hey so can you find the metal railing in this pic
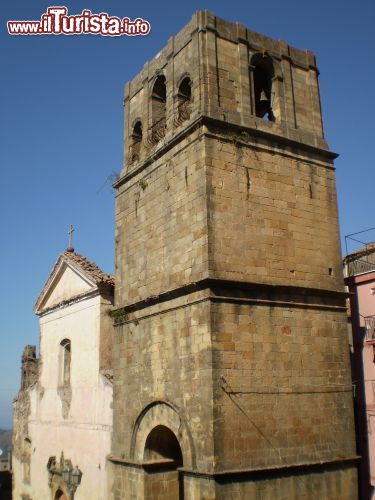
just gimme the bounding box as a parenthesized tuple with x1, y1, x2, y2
(346, 257, 375, 277)
(344, 228, 375, 276)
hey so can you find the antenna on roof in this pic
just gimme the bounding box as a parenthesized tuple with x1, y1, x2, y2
(67, 224, 74, 252)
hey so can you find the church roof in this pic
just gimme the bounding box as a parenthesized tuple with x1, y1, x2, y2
(63, 251, 115, 286)
(34, 250, 114, 314)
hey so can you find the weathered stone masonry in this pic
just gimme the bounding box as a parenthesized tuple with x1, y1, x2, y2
(110, 11, 358, 499)
(13, 346, 39, 482)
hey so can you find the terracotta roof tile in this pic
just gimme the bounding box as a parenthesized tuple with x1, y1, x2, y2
(34, 250, 115, 313)
(64, 251, 115, 286)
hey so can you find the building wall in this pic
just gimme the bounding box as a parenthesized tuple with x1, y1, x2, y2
(213, 467, 357, 500)
(122, 11, 326, 177)
(355, 278, 375, 420)
(346, 272, 375, 498)
(112, 11, 358, 499)
(115, 127, 207, 306)
(211, 300, 355, 470)
(13, 293, 113, 500)
(205, 130, 342, 291)
(111, 291, 213, 470)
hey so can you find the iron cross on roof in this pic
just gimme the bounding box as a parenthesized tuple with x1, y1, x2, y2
(67, 224, 74, 252)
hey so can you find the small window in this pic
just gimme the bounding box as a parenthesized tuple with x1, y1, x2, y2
(251, 53, 275, 122)
(60, 339, 71, 385)
(177, 76, 192, 123)
(151, 74, 167, 142)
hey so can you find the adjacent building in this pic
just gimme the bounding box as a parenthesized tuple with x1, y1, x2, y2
(345, 243, 375, 499)
(12, 249, 114, 500)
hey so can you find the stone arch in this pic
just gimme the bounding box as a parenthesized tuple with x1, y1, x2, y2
(143, 424, 184, 500)
(144, 425, 183, 465)
(250, 52, 276, 121)
(130, 119, 143, 162)
(150, 73, 167, 142)
(272, 58, 283, 80)
(60, 339, 71, 386)
(176, 73, 192, 124)
(131, 401, 195, 469)
(151, 73, 166, 98)
(176, 73, 193, 100)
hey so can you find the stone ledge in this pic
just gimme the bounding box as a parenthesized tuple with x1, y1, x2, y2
(182, 455, 360, 481)
(111, 277, 349, 325)
(114, 114, 336, 190)
(108, 454, 360, 479)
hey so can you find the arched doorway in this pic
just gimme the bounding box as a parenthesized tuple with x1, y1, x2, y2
(143, 425, 183, 500)
(54, 489, 68, 500)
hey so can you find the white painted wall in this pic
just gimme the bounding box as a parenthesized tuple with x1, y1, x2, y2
(13, 265, 113, 500)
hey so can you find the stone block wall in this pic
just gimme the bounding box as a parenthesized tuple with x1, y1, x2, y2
(205, 128, 342, 291)
(111, 10, 358, 499)
(115, 122, 343, 307)
(111, 292, 214, 470)
(115, 127, 207, 306)
(122, 11, 326, 177)
(214, 466, 358, 500)
(211, 300, 356, 470)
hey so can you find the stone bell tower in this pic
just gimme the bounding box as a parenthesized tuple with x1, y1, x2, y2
(109, 11, 358, 499)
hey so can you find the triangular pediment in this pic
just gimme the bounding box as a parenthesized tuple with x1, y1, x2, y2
(35, 256, 98, 314)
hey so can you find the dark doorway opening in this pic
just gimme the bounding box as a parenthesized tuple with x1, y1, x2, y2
(144, 425, 184, 500)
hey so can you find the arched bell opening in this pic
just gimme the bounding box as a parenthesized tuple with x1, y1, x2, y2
(130, 120, 143, 162)
(150, 74, 167, 142)
(251, 52, 276, 122)
(176, 76, 192, 124)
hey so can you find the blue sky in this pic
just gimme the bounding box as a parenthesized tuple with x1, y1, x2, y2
(0, 0, 374, 429)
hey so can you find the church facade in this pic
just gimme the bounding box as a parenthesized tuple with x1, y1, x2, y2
(12, 250, 114, 500)
(109, 10, 358, 500)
